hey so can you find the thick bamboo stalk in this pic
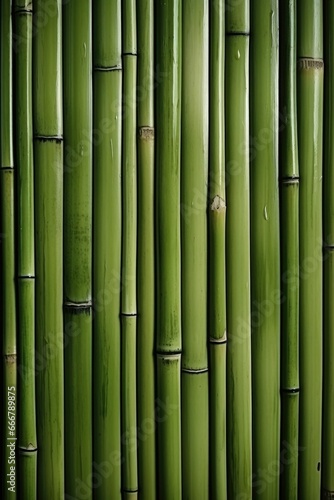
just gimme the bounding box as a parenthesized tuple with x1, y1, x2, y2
(279, 1, 299, 497)
(33, 1, 64, 498)
(225, 2, 252, 498)
(63, 1, 92, 497)
(93, 1, 122, 498)
(0, 1, 17, 498)
(297, 1, 323, 497)
(136, 0, 156, 498)
(250, 1, 280, 497)
(181, 1, 209, 498)
(121, 0, 138, 497)
(155, 0, 182, 497)
(13, 2, 37, 498)
(208, 1, 227, 498)
(322, 1, 334, 496)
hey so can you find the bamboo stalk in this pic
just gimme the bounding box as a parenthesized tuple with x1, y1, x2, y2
(93, 1, 122, 498)
(155, 0, 182, 497)
(250, 1, 280, 497)
(323, 2, 334, 496)
(121, 0, 138, 497)
(279, 1, 299, 497)
(63, 1, 92, 497)
(208, 1, 227, 498)
(225, 2, 252, 498)
(297, 1, 323, 497)
(0, 1, 17, 498)
(136, 0, 156, 498)
(13, 2, 37, 497)
(181, 1, 209, 498)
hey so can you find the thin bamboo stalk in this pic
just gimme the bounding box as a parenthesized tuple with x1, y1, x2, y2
(208, 1, 227, 498)
(33, 1, 64, 498)
(136, 0, 156, 498)
(121, 0, 138, 497)
(63, 1, 92, 497)
(93, 1, 122, 498)
(250, 1, 280, 497)
(181, 1, 209, 498)
(13, 2, 37, 497)
(225, 2, 252, 498)
(0, 1, 17, 498)
(322, 2, 334, 496)
(297, 1, 323, 497)
(279, 1, 299, 497)
(155, 0, 182, 497)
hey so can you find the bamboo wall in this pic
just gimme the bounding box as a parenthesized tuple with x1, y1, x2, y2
(0, 0, 333, 499)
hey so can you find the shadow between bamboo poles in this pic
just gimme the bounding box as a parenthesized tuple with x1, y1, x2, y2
(297, 0, 323, 497)
(63, 0, 93, 497)
(322, 1, 334, 496)
(225, 2, 252, 498)
(208, 1, 227, 498)
(1, 1, 17, 495)
(250, 1, 280, 497)
(155, 0, 182, 497)
(92, 1, 122, 498)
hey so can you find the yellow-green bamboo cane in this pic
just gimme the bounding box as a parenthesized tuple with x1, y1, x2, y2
(93, 1, 122, 497)
(137, 0, 156, 498)
(208, 1, 227, 498)
(226, 2, 252, 498)
(297, 1, 323, 497)
(121, 0, 138, 497)
(63, 1, 92, 497)
(155, 0, 182, 498)
(279, 1, 299, 497)
(250, 1, 280, 497)
(13, 2, 37, 497)
(322, 2, 334, 496)
(33, 0, 64, 498)
(181, 1, 209, 498)
(1, 1, 17, 498)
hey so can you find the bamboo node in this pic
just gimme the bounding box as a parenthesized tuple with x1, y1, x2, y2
(138, 127, 154, 140)
(182, 367, 208, 374)
(323, 489, 334, 499)
(4, 354, 17, 364)
(297, 58, 324, 70)
(210, 195, 226, 212)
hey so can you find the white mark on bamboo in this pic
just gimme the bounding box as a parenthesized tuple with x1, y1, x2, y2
(210, 195, 226, 212)
(110, 139, 114, 159)
(83, 43, 87, 58)
(235, 50, 241, 60)
(263, 205, 268, 221)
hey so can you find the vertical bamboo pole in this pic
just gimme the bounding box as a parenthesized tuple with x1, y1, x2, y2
(279, 1, 299, 497)
(297, 1, 323, 497)
(93, 1, 122, 498)
(323, 2, 334, 495)
(33, 0, 64, 498)
(13, 1, 37, 497)
(63, 1, 92, 497)
(137, 0, 156, 498)
(181, 1, 209, 498)
(208, 0, 227, 498)
(1, 1, 17, 498)
(250, 1, 280, 497)
(225, 2, 252, 498)
(121, 0, 138, 497)
(155, 0, 182, 498)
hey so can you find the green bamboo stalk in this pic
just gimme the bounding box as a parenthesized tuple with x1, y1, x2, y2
(225, 2, 252, 498)
(63, 1, 92, 497)
(136, 0, 156, 498)
(13, 2, 37, 498)
(0, 1, 17, 498)
(33, 1, 64, 498)
(181, 1, 209, 498)
(279, 1, 299, 498)
(297, 1, 323, 498)
(208, 1, 227, 498)
(93, 1, 122, 498)
(250, 1, 280, 497)
(122, 0, 138, 497)
(322, 2, 334, 496)
(155, 0, 182, 498)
